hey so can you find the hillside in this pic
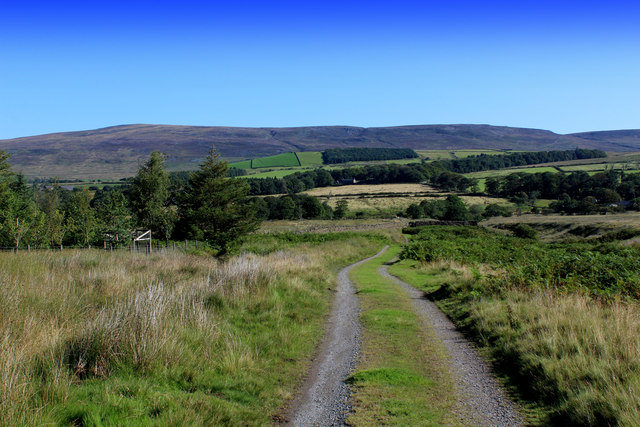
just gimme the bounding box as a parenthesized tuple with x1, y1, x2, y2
(1, 124, 639, 179)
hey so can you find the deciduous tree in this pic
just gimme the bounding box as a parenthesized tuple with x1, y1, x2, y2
(129, 151, 175, 242)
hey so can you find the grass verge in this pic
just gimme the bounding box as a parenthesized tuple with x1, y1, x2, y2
(390, 233, 640, 425)
(347, 245, 457, 425)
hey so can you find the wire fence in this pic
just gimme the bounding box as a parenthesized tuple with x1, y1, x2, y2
(0, 240, 206, 254)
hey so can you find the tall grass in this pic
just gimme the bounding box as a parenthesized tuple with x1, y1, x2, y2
(392, 229, 640, 425)
(0, 234, 381, 425)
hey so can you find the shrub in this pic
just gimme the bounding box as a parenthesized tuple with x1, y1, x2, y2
(510, 223, 538, 239)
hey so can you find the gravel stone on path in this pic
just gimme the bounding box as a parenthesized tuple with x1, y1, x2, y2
(379, 266, 524, 427)
(285, 247, 389, 426)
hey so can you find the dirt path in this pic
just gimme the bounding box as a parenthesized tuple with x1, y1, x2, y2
(379, 266, 523, 426)
(285, 247, 389, 426)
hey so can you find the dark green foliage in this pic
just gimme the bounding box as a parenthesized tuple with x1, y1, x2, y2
(178, 148, 260, 254)
(129, 151, 176, 241)
(322, 148, 419, 164)
(258, 194, 333, 220)
(443, 195, 469, 221)
(62, 190, 96, 247)
(483, 203, 512, 218)
(405, 203, 423, 219)
(435, 148, 606, 174)
(95, 190, 133, 247)
(245, 162, 476, 196)
(486, 169, 640, 213)
(510, 223, 538, 239)
(401, 226, 640, 299)
(405, 195, 470, 221)
(227, 167, 247, 177)
(334, 199, 349, 219)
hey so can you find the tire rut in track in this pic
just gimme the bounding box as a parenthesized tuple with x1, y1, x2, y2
(379, 266, 524, 426)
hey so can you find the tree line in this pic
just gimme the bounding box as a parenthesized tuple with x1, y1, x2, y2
(245, 162, 477, 195)
(433, 148, 606, 174)
(244, 149, 608, 197)
(404, 195, 513, 222)
(251, 195, 349, 221)
(0, 149, 258, 254)
(485, 170, 640, 213)
(321, 148, 419, 164)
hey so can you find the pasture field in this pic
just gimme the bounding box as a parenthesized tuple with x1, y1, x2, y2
(230, 159, 252, 169)
(258, 218, 408, 235)
(465, 166, 559, 179)
(295, 151, 323, 166)
(250, 152, 300, 168)
(306, 182, 510, 215)
(318, 195, 508, 213)
(238, 168, 308, 179)
(230, 151, 322, 172)
(559, 163, 640, 173)
(0, 234, 384, 425)
(305, 183, 436, 197)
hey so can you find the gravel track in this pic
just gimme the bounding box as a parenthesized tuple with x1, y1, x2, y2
(285, 247, 389, 426)
(379, 266, 524, 426)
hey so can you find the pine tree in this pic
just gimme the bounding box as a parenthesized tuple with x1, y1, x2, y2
(179, 147, 260, 254)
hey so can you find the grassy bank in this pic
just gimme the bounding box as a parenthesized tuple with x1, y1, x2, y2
(347, 245, 457, 425)
(0, 233, 382, 425)
(391, 226, 640, 425)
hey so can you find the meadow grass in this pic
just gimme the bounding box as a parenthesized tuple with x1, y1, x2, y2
(240, 168, 309, 179)
(391, 229, 640, 425)
(305, 183, 437, 197)
(295, 151, 323, 166)
(0, 234, 382, 425)
(309, 190, 509, 214)
(251, 152, 300, 168)
(229, 159, 252, 169)
(558, 162, 640, 173)
(347, 245, 457, 425)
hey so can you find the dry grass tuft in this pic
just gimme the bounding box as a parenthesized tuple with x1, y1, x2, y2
(0, 235, 381, 425)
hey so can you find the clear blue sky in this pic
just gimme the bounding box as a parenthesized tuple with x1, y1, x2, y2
(1, 0, 639, 139)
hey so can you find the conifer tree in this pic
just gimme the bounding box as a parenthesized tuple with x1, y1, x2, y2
(179, 147, 259, 254)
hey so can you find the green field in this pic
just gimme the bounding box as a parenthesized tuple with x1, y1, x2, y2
(240, 169, 307, 179)
(230, 152, 325, 170)
(252, 152, 300, 168)
(296, 151, 323, 166)
(466, 166, 559, 178)
(230, 159, 252, 169)
(559, 162, 640, 173)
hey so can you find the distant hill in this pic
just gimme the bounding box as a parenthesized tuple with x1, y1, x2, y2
(1, 124, 638, 179)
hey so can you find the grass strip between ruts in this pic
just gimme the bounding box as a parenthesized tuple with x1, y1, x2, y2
(347, 245, 457, 426)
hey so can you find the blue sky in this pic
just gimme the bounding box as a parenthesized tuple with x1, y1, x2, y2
(1, 0, 639, 139)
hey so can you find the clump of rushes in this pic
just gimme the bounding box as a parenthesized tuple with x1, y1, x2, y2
(0, 233, 382, 425)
